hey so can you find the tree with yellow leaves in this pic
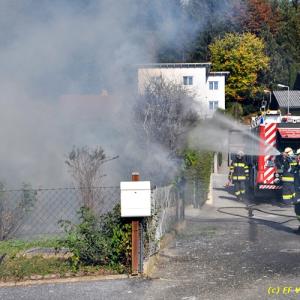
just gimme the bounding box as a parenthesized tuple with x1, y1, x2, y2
(209, 32, 269, 101)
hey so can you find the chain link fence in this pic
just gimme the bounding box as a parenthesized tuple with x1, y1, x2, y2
(143, 178, 209, 259)
(185, 178, 210, 209)
(0, 186, 119, 241)
(1, 180, 207, 263)
(144, 185, 184, 258)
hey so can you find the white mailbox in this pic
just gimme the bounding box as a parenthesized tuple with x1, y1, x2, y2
(120, 181, 151, 217)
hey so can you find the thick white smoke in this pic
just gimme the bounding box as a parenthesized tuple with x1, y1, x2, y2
(188, 112, 281, 156)
(0, 1, 187, 187)
(0, 0, 238, 188)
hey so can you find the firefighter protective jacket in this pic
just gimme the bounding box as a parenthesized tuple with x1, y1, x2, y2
(229, 157, 249, 181)
(280, 157, 296, 201)
(280, 157, 295, 183)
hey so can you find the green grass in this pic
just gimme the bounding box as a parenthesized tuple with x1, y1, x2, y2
(0, 256, 70, 280)
(0, 238, 60, 258)
(0, 239, 120, 281)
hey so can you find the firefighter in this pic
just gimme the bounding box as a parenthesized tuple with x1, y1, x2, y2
(280, 147, 296, 204)
(293, 148, 300, 232)
(228, 150, 249, 202)
(295, 148, 300, 190)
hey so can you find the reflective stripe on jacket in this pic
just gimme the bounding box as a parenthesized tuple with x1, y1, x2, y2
(232, 176, 246, 180)
(282, 192, 296, 200)
(230, 158, 249, 181)
(282, 176, 295, 182)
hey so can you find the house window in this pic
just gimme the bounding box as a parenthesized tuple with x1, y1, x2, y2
(209, 81, 219, 90)
(209, 101, 219, 111)
(183, 76, 193, 85)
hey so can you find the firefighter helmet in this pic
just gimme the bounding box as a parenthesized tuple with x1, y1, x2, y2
(237, 150, 244, 157)
(296, 148, 300, 155)
(284, 147, 293, 154)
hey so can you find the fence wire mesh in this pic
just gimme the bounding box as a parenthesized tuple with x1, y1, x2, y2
(1, 180, 206, 264)
(144, 185, 183, 259)
(0, 186, 120, 241)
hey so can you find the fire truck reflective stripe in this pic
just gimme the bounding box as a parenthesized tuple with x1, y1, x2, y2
(264, 166, 275, 182)
(266, 132, 276, 143)
(265, 123, 277, 139)
(264, 176, 273, 184)
(264, 141, 276, 154)
(263, 123, 277, 184)
(259, 185, 282, 189)
(265, 174, 275, 184)
(264, 155, 271, 162)
(264, 167, 275, 183)
(265, 133, 276, 145)
(264, 166, 275, 175)
(265, 140, 276, 150)
(265, 128, 276, 144)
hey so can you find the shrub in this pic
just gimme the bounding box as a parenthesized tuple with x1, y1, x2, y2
(100, 204, 132, 270)
(182, 149, 213, 203)
(59, 204, 131, 272)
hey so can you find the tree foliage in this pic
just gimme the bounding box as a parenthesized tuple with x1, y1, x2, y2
(156, 0, 300, 99)
(65, 146, 118, 210)
(209, 32, 269, 101)
(135, 78, 198, 154)
(239, 0, 280, 34)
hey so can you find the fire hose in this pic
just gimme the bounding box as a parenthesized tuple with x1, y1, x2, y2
(217, 205, 297, 225)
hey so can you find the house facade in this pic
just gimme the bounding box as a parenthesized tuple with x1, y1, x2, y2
(138, 63, 229, 118)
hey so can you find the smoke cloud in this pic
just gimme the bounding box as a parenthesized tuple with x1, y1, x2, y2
(0, 0, 238, 188)
(188, 112, 280, 157)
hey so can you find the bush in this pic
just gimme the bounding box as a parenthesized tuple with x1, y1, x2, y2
(226, 102, 244, 120)
(182, 149, 213, 204)
(100, 204, 131, 269)
(59, 204, 131, 272)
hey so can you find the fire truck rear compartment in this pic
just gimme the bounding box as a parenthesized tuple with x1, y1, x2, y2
(277, 123, 300, 152)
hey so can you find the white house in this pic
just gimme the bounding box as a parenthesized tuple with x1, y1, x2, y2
(138, 63, 229, 118)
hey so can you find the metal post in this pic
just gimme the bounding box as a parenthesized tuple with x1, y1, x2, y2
(139, 219, 144, 274)
(131, 172, 140, 275)
(277, 84, 290, 115)
(288, 86, 290, 115)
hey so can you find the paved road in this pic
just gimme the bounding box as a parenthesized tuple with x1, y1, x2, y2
(2, 174, 300, 300)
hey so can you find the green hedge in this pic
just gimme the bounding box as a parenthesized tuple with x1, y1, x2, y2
(182, 149, 214, 201)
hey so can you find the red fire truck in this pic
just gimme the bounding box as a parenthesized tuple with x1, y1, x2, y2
(248, 110, 300, 197)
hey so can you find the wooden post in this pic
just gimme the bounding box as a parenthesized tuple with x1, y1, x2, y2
(131, 172, 140, 275)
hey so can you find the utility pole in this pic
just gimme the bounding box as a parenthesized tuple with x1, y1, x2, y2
(131, 172, 140, 275)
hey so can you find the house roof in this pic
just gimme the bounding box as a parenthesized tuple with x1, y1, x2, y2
(209, 71, 230, 78)
(137, 62, 211, 69)
(273, 90, 300, 108)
